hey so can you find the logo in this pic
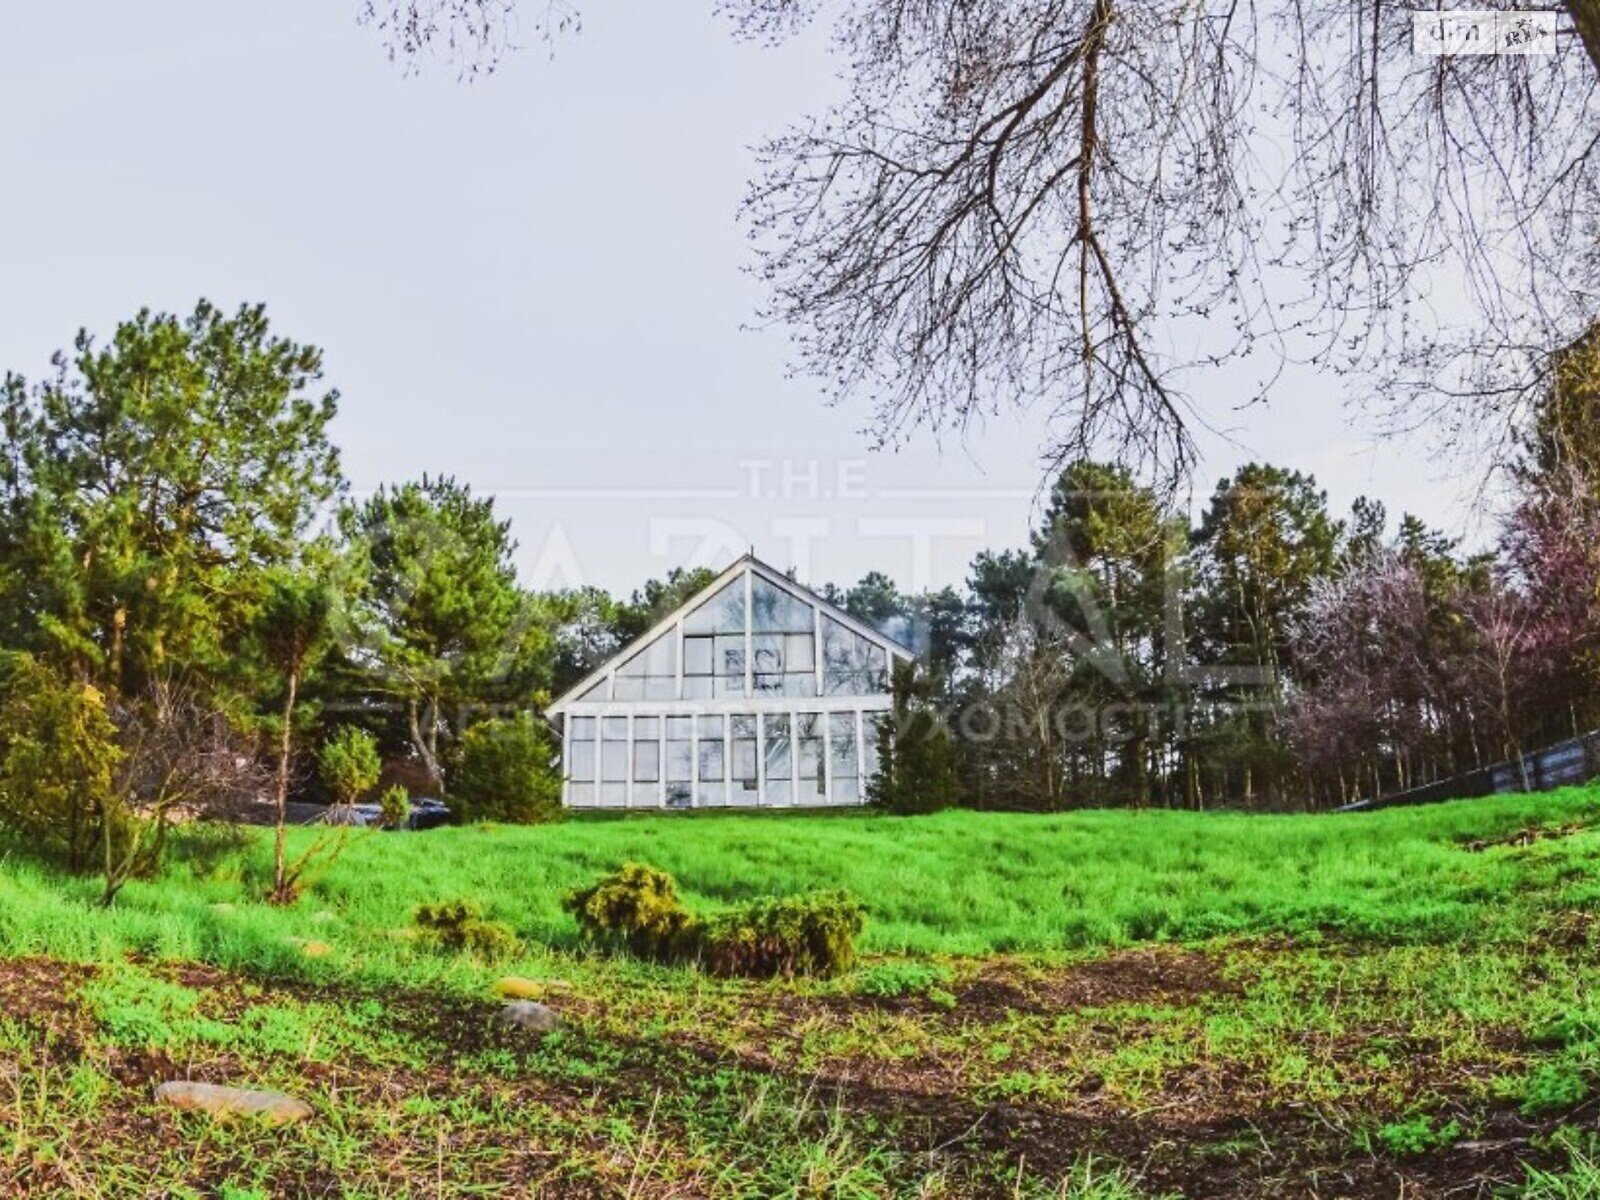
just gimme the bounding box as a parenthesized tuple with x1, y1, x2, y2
(1412, 10, 1557, 55)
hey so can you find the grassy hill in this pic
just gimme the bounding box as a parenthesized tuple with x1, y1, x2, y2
(5, 790, 1600, 1195)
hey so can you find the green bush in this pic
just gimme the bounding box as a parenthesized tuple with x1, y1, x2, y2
(450, 715, 561, 825)
(412, 900, 520, 962)
(562, 863, 701, 962)
(564, 864, 866, 978)
(700, 891, 865, 979)
(320, 726, 381, 807)
(0, 653, 122, 874)
(378, 785, 410, 830)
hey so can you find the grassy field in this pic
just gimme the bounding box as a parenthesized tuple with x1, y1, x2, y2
(5, 790, 1600, 1195)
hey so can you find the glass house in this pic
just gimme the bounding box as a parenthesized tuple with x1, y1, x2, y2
(546, 555, 914, 809)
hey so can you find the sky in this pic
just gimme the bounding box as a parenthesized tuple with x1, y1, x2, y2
(0, 3, 1482, 596)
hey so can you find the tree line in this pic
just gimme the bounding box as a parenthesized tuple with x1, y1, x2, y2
(0, 302, 1596, 908)
(863, 339, 1600, 812)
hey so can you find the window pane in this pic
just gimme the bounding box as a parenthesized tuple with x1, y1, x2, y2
(830, 712, 858, 778)
(750, 577, 814, 633)
(570, 716, 596, 739)
(698, 739, 724, 781)
(667, 716, 693, 740)
(603, 717, 628, 739)
(823, 618, 888, 695)
(635, 716, 661, 739)
(785, 633, 815, 671)
(569, 781, 596, 805)
(633, 740, 661, 783)
(613, 674, 645, 700)
(782, 673, 818, 698)
(569, 740, 595, 782)
(733, 715, 757, 788)
(698, 715, 725, 739)
(666, 735, 693, 782)
(797, 712, 825, 794)
(684, 635, 713, 675)
(683, 579, 745, 634)
(602, 740, 628, 781)
(764, 715, 791, 782)
(752, 634, 784, 673)
(767, 779, 793, 806)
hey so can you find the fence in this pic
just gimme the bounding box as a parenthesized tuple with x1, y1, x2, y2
(1339, 729, 1600, 812)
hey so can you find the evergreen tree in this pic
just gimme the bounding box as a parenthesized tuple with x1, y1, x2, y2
(868, 662, 961, 814)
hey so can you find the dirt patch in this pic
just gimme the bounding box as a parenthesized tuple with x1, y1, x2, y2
(1462, 821, 1590, 851)
(0, 947, 1576, 1198)
(985, 945, 1238, 1014)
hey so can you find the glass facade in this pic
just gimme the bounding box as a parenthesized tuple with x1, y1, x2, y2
(552, 562, 904, 809)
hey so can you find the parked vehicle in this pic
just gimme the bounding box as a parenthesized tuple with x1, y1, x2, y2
(319, 799, 453, 830)
(407, 798, 452, 830)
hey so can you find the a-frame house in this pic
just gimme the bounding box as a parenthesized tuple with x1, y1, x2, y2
(546, 554, 915, 809)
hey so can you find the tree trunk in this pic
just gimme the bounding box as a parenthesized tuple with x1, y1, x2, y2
(1565, 0, 1600, 75)
(272, 663, 300, 901)
(409, 698, 444, 791)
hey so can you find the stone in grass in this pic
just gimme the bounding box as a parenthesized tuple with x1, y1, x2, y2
(496, 1000, 561, 1036)
(155, 1081, 314, 1126)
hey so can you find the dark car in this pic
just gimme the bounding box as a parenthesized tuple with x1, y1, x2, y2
(406, 798, 452, 830)
(319, 799, 453, 830)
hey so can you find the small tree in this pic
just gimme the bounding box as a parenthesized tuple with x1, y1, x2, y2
(868, 662, 961, 815)
(378, 784, 410, 830)
(0, 656, 263, 904)
(253, 568, 336, 903)
(0, 653, 121, 873)
(320, 726, 381, 808)
(101, 682, 267, 905)
(449, 714, 561, 824)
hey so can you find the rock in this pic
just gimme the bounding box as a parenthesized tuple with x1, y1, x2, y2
(155, 1081, 313, 1125)
(496, 1000, 561, 1036)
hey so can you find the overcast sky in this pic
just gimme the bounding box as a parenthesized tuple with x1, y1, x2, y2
(0, 3, 1481, 595)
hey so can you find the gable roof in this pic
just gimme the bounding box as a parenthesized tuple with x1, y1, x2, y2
(546, 553, 915, 714)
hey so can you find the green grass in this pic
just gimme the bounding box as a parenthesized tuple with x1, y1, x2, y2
(2, 787, 1600, 1195)
(2, 785, 1599, 989)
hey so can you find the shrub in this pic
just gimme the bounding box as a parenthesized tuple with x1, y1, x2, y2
(564, 864, 867, 979)
(413, 900, 520, 962)
(378, 785, 410, 830)
(0, 652, 122, 873)
(563, 863, 701, 962)
(700, 891, 865, 979)
(320, 726, 381, 807)
(450, 715, 561, 825)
